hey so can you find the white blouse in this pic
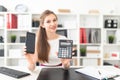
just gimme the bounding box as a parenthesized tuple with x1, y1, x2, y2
(43, 35, 67, 66)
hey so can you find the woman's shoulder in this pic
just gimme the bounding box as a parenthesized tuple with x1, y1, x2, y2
(58, 35, 67, 39)
(48, 35, 67, 42)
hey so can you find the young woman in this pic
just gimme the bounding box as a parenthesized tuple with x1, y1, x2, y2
(24, 10, 71, 71)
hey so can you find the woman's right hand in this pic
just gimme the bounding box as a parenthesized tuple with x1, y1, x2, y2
(24, 46, 34, 64)
(23, 46, 36, 71)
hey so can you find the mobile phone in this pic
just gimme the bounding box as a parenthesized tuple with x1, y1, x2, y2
(25, 32, 36, 53)
(58, 39, 73, 59)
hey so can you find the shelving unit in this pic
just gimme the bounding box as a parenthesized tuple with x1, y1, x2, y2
(0, 13, 5, 66)
(0, 11, 120, 67)
(103, 14, 120, 67)
(2, 12, 30, 66)
(79, 14, 102, 66)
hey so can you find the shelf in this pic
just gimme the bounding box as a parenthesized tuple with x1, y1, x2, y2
(0, 12, 120, 67)
(80, 57, 101, 59)
(103, 58, 120, 60)
(7, 57, 25, 59)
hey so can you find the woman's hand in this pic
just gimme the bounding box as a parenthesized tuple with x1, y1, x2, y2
(24, 46, 34, 63)
(61, 58, 71, 70)
(23, 46, 35, 71)
(56, 52, 71, 69)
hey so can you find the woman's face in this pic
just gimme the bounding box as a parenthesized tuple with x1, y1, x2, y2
(42, 14, 58, 33)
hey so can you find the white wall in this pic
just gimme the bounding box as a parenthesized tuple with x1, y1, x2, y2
(0, 0, 120, 13)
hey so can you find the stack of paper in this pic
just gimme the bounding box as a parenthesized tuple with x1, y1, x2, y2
(75, 66, 118, 79)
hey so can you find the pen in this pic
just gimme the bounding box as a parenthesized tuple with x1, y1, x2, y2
(98, 70, 107, 80)
(98, 70, 101, 75)
(98, 70, 102, 80)
(98, 70, 108, 80)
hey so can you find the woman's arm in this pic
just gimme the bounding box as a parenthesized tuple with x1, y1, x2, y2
(24, 46, 38, 71)
(24, 53, 36, 71)
(24, 52, 35, 71)
(56, 51, 71, 69)
(61, 59, 71, 69)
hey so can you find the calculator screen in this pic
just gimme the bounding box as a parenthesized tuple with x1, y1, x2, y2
(58, 40, 73, 59)
(60, 42, 72, 46)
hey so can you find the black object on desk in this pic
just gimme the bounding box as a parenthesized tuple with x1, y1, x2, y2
(37, 68, 99, 80)
(0, 67, 30, 78)
(58, 40, 73, 59)
(25, 32, 36, 53)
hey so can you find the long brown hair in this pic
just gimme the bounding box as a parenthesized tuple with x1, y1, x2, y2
(36, 10, 57, 63)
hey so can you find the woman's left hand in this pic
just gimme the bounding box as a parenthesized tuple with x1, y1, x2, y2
(56, 52, 71, 69)
(60, 58, 71, 69)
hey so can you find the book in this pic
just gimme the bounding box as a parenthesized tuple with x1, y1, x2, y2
(18, 14, 30, 29)
(87, 29, 101, 43)
(75, 66, 119, 80)
(7, 14, 17, 29)
(86, 46, 101, 58)
(80, 28, 87, 43)
(58, 9, 71, 13)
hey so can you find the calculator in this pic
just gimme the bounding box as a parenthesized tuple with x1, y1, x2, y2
(58, 39, 73, 59)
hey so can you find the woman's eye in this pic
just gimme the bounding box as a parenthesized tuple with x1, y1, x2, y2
(46, 20, 50, 23)
(53, 19, 57, 22)
(45, 19, 57, 23)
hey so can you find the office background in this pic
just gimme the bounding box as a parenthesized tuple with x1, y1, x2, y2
(0, 0, 120, 67)
(1, 1, 120, 80)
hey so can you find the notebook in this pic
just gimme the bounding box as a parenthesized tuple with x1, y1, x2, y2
(75, 66, 120, 80)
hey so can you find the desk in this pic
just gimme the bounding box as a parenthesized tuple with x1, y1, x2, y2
(0, 66, 120, 80)
(37, 67, 97, 80)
